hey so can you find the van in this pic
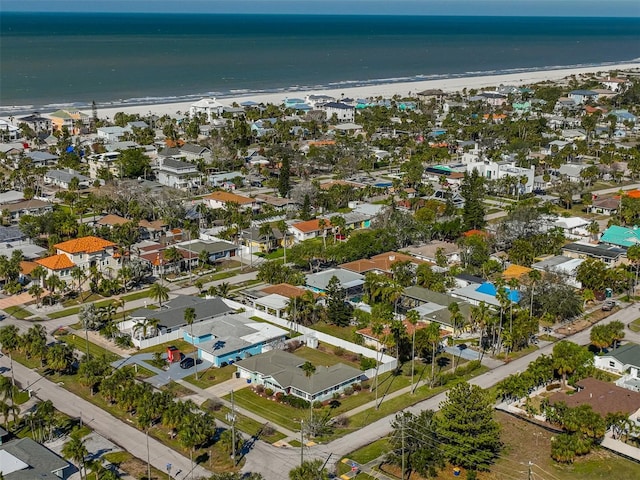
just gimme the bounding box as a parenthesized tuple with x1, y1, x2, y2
(180, 357, 195, 369)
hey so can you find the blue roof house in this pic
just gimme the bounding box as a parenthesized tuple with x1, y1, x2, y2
(600, 225, 640, 248)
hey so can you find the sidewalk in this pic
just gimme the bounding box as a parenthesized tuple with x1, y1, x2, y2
(601, 432, 640, 461)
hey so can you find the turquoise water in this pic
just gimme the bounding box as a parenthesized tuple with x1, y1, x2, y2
(1, 13, 639, 113)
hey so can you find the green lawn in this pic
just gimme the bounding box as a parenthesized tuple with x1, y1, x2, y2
(293, 346, 361, 369)
(183, 364, 236, 389)
(205, 402, 287, 444)
(55, 331, 121, 362)
(224, 388, 304, 432)
(310, 322, 357, 343)
(4, 306, 35, 320)
(629, 318, 640, 333)
(138, 339, 196, 355)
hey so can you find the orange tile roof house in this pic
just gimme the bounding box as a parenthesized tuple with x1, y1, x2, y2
(35, 236, 118, 281)
(205, 191, 256, 210)
(289, 218, 333, 242)
(340, 251, 428, 275)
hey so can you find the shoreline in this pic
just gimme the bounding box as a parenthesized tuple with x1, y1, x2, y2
(94, 62, 640, 120)
(3, 61, 640, 121)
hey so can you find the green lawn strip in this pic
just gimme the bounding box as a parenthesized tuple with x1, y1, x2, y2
(495, 344, 538, 362)
(182, 364, 236, 388)
(138, 339, 196, 355)
(205, 402, 286, 444)
(48, 372, 236, 473)
(629, 318, 640, 333)
(223, 389, 303, 432)
(293, 346, 361, 369)
(56, 331, 121, 362)
(48, 292, 152, 319)
(4, 306, 35, 320)
(309, 322, 357, 343)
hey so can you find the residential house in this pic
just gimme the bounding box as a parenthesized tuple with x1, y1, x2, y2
(451, 281, 519, 307)
(179, 143, 212, 162)
(254, 193, 300, 212)
(17, 113, 52, 134)
(557, 163, 587, 183)
(553, 216, 590, 239)
(416, 89, 446, 103)
(0, 432, 71, 480)
(501, 264, 532, 281)
(87, 151, 121, 179)
(48, 109, 89, 134)
(240, 225, 288, 253)
(600, 225, 640, 248)
(322, 102, 355, 123)
(478, 91, 508, 107)
(35, 235, 118, 282)
(594, 343, 640, 392)
(549, 377, 640, 418)
(466, 160, 534, 193)
(339, 251, 427, 276)
(531, 255, 584, 288)
(601, 77, 629, 92)
(123, 295, 234, 337)
(24, 151, 59, 168)
(205, 191, 256, 211)
(188, 314, 288, 367)
(568, 90, 599, 104)
(44, 169, 91, 189)
(235, 349, 363, 402)
(305, 94, 335, 108)
(589, 196, 620, 216)
(612, 109, 637, 125)
(358, 319, 432, 350)
(289, 218, 333, 243)
(95, 214, 130, 229)
(0, 120, 20, 141)
(97, 126, 126, 143)
(0, 225, 46, 260)
(305, 268, 364, 296)
(243, 283, 314, 318)
(0, 199, 53, 223)
(561, 242, 626, 266)
(189, 97, 226, 121)
(155, 158, 200, 190)
(400, 285, 471, 333)
(403, 241, 461, 265)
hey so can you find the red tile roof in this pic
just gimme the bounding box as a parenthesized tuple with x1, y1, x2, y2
(206, 191, 254, 205)
(36, 254, 75, 270)
(291, 218, 332, 233)
(55, 236, 115, 254)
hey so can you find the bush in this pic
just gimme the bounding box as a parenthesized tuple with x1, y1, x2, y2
(275, 392, 284, 402)
(255, 385, 265, 394)
(206, 398, 223, 411)
(285, 340, 303, 352)
(343, 386, 354, 396)
(333, 414, 349, 427)
(313, 400, 323, 409)
(261, 424, 276, 437)
(360, 357, 377, 370)
(353, 383, 362, 391)
(265, 388, 274, 397)
(361, 382, 371, 391)
(546, 383, 561, 391)
(281, 394, 310, 409)
(334, 346, 345, 357)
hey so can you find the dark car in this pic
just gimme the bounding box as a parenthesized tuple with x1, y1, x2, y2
(180, 357, 195, 369)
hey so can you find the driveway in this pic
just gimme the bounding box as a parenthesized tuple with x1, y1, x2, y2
(111, 353, 214, 387)
(443, 345, 480, 361)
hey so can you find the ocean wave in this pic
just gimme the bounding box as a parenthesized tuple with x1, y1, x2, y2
(1, 58, 639, 117)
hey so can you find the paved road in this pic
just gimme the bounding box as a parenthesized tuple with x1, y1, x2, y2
(0, 356, 210, 480)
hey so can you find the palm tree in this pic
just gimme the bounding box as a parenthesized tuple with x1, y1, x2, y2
(317, 218, 328, 249)
(424, 322, 441, 388)
(149, 282, 169, 307)
(371, 321, 385, 409)
(277, 219, 289, 264)
(0, 325, 20, 387)
(46, 343, 75, 374)
(163, 246, 183, 274)
(28, 283, 44, 307)
(289, 459, 329, 480)
(62, 432, 88, 480)
(527, 269, 542, 317)
(184, 307, 198, 380)
(405, 310, 420, 393)
(70, 266, 86, 300)
(31, 265, 47, 287)
(133, 317, 160, 340)
(447, 302, 464, 337)
(301, 361, 316, 378)
(259, 222, 274, 253)
(470, 301, 490, 360)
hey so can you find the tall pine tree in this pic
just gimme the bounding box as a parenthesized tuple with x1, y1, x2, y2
(461, 169, 486, 231)
(436, 382, 501, 472)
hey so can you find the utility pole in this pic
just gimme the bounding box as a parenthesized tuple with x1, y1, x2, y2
(300, 419, 304, 466)
(528, 461, 533, 480)
(401, 413, 405, 480)
(227, 390, 237, 464)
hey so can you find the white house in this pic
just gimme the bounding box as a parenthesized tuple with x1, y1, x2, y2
(155, 158, 200, 190)
(44, 168, 91, 189)
(97, 126, 126, 143)
(322, 102, 355, 123)
(594, 343, 640, 392)
(190, 97, 226, 122)
(466, 160, 534, 193)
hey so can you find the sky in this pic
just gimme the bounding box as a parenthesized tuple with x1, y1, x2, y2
(3, 0, 640, 17)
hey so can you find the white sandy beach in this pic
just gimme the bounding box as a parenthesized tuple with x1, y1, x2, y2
(95, 62, 640, 120)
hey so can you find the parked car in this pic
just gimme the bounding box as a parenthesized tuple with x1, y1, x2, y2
(601, 300, 616, 311)
(180, 357, 195, 369)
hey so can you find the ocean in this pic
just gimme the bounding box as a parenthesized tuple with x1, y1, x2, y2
(1, 13, 639, 114)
